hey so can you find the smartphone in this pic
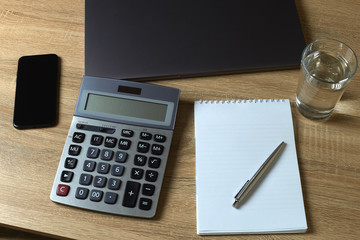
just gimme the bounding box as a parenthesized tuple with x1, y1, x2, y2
(13, 54, 59, 129)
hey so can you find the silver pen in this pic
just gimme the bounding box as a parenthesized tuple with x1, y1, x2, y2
(233, 141, 286, 208)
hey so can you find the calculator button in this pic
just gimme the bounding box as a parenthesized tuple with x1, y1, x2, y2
(104, 137, 117, 148)
(97, 162, 110, 174)
(72, 132, 85, 143)
(121, 129, 134, 137)
(94, 176, 107, 188)
(122, 181, 140, 208)
(108, 178, 121, 190)
(64, 157, 77, 169)
(148, 157, 161, 168)
(56, 184, 70, 196)
(115, 151, 128, 163)
(61, 171, 74, 182)
(154, 134, 166, 143)
(87, 147, 100, 158)
(140, 132, 152, 140)
(118, 139, 131, 150)
(137, 142, 150, 153)
(145, 170, 158, 182)
(142, 184, 155, 196)
(134, 154, 147, 166)
(151, 144, 164, 155)
(131, 168, 144, 179)
(83, 160, 96, 172)
(69, 145, 81, 156)
(79, 173, 93, 185)
(139, 198, 152, 211)
(104, 192, 118, 204)
(75, 187, 89, 199)
(100, 149, 114, 161)
(90, 189, 103, 202)
(90, 135, 103, 146)
(111, 165, 124, 177)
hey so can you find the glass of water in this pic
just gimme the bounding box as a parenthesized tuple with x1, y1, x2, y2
(295, 39, 358, 120)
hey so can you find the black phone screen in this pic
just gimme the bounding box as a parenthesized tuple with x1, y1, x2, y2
(13, 54, 59, 129)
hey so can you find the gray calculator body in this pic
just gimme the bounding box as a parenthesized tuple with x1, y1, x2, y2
(50, 76, 180, 218)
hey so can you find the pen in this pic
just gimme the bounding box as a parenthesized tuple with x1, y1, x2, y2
(233, 141, 286, 208)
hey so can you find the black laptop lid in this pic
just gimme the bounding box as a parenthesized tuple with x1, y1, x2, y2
(85, 0, 305, 80)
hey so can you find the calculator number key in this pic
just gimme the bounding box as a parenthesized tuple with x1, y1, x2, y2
(94, 176, 107, 188)
(87, 147, 100, 158)
(100, 149, 114, 161)
(108, 178, 121, 190)
(115, 151, 128, 163)
(97, 162, 110, 174)
(111, 165, 124, 176)
(83, 160, 96, 172)
(90, 189, 103, 202)
(75, 187, 89, 199)
(79, 173, 93, 185)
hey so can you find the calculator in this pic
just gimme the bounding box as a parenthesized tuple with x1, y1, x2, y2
(50, 76, 180, 218)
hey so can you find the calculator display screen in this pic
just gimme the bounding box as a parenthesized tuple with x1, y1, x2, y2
(85, 93, 168, 122)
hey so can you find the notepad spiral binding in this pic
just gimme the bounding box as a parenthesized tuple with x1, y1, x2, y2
(199, 99, 286, 104)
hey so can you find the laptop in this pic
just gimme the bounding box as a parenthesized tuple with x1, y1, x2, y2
(85, 0, 305, 80)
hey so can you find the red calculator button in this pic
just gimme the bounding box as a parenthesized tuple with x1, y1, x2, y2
(56, 184, 70, 196)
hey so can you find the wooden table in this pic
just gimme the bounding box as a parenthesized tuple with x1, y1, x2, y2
(1, 0, 359, 239)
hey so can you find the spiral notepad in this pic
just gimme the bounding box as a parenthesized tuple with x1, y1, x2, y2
(194, 99, 307, 235)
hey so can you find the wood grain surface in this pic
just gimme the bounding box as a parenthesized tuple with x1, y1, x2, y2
(0, 0, 359, 239)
